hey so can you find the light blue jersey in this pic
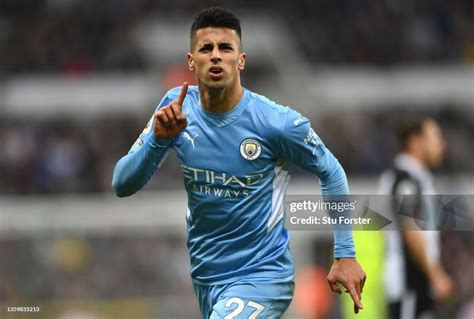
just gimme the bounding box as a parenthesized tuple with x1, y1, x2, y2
(112, 86, 355, 287)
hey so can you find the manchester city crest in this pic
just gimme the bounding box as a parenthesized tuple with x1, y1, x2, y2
(240, 138, 262, 160)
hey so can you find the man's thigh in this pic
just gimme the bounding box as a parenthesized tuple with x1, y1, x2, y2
(210, 280, 294, 319)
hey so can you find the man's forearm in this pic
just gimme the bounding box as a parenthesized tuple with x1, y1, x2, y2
(112, 136, 171, 197)
(319, 160, 356, 258)
(402, 229, 438, 280)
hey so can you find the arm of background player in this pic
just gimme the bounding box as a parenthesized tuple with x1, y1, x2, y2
(401, 217, 453, 302)
(276, 109, 355, 258)
(402, 227, 453, 302)
(112, 95, 174, 197)
(403, 227, 436, 277)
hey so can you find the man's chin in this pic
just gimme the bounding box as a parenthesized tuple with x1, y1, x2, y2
(203, 80, 227, 90)
(429, 158, 443, 170)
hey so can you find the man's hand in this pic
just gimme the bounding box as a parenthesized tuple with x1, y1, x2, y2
(154, 82, 188, 139)
(429, 264, 453, 304)
(327, 257, 366, 314)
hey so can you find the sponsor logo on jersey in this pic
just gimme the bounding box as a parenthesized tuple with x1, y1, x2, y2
(304, 128, 320, 155)
(181, 164, 264, 198)
(240, 138, 262, 160)
(133, 138, 144, 148)
(304, 128, 319, 146)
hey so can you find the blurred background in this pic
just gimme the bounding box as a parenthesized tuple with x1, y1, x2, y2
(0, 0, 473, 318)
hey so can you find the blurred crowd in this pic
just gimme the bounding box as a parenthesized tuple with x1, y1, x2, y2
(0, 0, 149, 75)
(0, 235, 191, 300)
(1, 0, 473, 76)
(287, 0, 474, 65)
(0, 106, 473, 195)
(0, 115, 182, 194)
(0, 234, 199, 317)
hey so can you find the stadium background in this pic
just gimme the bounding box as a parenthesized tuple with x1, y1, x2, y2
(1, 0, 473, 318)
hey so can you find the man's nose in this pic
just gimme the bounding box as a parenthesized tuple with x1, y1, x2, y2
(210, 47, 222, 62)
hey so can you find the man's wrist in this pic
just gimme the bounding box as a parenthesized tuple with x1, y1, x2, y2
(334, 246, 356, 259)
(149, 134, 172, 148)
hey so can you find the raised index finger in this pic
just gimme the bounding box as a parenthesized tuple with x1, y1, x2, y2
(177, 82, 189, 108)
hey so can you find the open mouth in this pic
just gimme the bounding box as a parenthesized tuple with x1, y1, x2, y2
(209, 66, 224, 77)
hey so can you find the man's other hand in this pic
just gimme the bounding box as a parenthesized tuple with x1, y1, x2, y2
(327, 257, 366, 314)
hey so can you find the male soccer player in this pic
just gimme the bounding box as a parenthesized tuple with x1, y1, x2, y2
(379, 116, 453, 319)
(112, 7, 365, 318)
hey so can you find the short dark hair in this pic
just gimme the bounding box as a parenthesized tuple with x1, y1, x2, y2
(396, 115, 431, 150)
(190, 7, 241, 44)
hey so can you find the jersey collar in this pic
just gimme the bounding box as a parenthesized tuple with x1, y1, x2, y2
(197, 89, 250, 127)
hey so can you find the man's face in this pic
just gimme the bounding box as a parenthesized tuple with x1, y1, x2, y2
(419, 120, 445, 168)
(188, 27, 246, 90)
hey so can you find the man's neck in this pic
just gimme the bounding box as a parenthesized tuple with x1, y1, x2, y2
(198, 84, 244, 113)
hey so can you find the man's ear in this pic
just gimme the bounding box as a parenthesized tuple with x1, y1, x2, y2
(238, 52, 246, 70)
(187, 53, 195, 71)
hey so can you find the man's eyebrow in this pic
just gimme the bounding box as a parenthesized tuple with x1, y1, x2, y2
(196, 41, 238, 51)
(199, 43, 213, 48)
(199, 41, 234, 46)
